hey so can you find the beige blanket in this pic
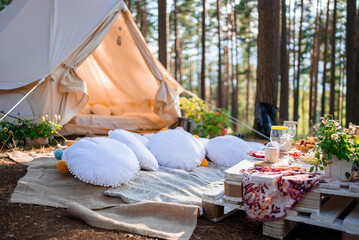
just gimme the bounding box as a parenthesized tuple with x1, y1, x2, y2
(10, 154, 228, 239)
(10, 157, 199, 239)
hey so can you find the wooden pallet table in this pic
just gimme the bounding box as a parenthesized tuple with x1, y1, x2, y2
(202, 161, 359, 239)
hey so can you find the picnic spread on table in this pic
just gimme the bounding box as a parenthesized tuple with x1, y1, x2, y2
(202, 118, 359, 239)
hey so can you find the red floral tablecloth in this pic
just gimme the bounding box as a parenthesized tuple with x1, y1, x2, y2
(242, 166, 324, 221)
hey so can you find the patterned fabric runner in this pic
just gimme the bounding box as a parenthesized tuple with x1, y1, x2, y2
(242, 166, 324, 221)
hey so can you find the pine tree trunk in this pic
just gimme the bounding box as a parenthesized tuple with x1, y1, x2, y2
(200, 0, 206, 100)
(216, 0, 223, 108)
(158, 0, 168, 69)
(329, 0, 337, 117)
(224, 12, 230, 110)
(279, 0, 289, 123)
(313, 4, 322, 125)
(174, 0, 179, 83)
(246, 43, 251, 124)
(209, 63, 213, 104)
(346, 0, 357, 125)
(322, 0, 330, 117)
(178, 39, 184, 85)
(189, 61, 193, 92)
(232, 5, 239, 131)
(126, 0, 131, 11)
(293, 0, 304, 121)
(309, 0, 320, 131)
(291, 0, 297, 113)
(141, 0, 148, 40)
(136, 1, 141, 28)
(256, 0, 280, 114)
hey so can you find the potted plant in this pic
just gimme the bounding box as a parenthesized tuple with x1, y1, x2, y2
(313, 115, 359, 180)
(23, 115, 62, 146)
(179, 96, 230, 138)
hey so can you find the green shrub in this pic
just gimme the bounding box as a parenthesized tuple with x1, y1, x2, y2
(0, 114, 62, 149)
(179, 96, 230, 138)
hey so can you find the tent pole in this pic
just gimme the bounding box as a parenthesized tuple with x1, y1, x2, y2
(0, 78, 45, 122)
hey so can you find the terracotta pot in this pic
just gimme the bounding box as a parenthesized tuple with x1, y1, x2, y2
(25, 137, 49, 146)
(324, 155, 353, 181)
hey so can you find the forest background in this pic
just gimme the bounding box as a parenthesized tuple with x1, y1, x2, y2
(1, 0, 358, 139)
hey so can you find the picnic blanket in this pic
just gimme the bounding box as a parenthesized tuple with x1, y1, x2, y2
(242, 166, 324, 221)
(9, 155, 225, 239)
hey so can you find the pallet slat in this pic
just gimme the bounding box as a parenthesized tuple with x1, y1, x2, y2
(310, 196, 354, 223)
(343, 202, 359, 230)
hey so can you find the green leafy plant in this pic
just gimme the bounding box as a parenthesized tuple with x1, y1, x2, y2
(311, 115, 359, 172)
(179, 96, 230, 138)
(0, 114, 62, 150)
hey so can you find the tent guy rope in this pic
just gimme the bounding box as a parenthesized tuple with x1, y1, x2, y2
(0, 78, 45, 122)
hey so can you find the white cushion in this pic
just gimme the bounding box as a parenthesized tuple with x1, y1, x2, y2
(130, 132, 149, 146)
(247, 141, 265, 152)
(147, 129, 205, 171)
(109, 104, 123, 116)
(143, 133, 156, 139)
(62, 137, 139, 187)
(109, 129, 158, 171)
(91, 104, 111, 115)
(79, 104, 91, 114)
(207, 135, 251, 167)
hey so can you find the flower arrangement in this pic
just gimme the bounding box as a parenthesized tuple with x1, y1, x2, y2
(312, 115, 359, 172)
(0, 114, 62, 149)
(179, 96, 230, 138)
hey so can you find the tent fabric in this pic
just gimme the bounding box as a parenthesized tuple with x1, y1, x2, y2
(0, 0, 184, 133)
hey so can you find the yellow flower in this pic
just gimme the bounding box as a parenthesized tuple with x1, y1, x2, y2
(41, 116, 46, 122)
(331, 134, 339, 140)
(200, 159, 209, 167)
(57, 160, 70, 174)
(3, 127, 8, 133)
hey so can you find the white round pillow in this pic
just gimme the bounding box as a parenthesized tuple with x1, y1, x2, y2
(147, 129, 205, 171)
(130, 132, 149, 146)
(207, 135, 251, 167)
(62, 137, 139, 187)
(91, 104, 111, 115)
(247, 141, 265, 152)
(109, 129, 158, 171)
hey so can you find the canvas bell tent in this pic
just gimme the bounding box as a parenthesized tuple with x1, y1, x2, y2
(0, 0, 184, 135)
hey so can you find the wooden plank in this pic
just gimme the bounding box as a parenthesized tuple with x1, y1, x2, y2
(349, 183, 359, 193)
(224, 180, 242, 198)
(201, 200, 239, 223)
(202, 201, 224, 220)
(343, 203, 359, 230)
(286, 213, 359, 235)
(317, 187, 359, 198)
(222, 195, 242, 205)
(202, 185, 224, 201)
(341, 232, 359, 240)
(310, 196, 354, 223)
(224, 160, 255, 181)
(263, 220, 297, 240)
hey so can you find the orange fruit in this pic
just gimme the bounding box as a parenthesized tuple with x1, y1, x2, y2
(200, 159, 209, 167)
